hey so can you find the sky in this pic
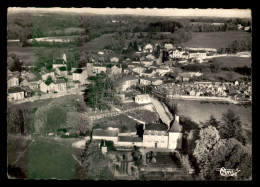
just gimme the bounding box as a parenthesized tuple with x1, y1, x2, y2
(8, 8, 251, 18)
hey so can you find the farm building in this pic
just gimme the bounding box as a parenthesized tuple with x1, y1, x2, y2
(135, 94, 151, 104)
(92, 128, 119, 144)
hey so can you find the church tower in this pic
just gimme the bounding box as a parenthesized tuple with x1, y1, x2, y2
(62, 53, 67, 63)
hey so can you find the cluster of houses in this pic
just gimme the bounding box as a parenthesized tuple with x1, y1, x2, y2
(7, 53, 127, 102)
(92, 114, 183, 150)
(155, 80, 252, 100)
(237, 24, 251, 31)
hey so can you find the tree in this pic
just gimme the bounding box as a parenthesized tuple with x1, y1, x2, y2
(192, 125, 252, 180)
(219, 110, 247, 145)
(204, 115, 220, 129)
(85, 142, 114, 180)
(9, 56, 23, 72)
(7, 103, 32, 135)
(45, 75, 54, 85)
(7, 56, 14, 67)
(193, 126, 220, 165)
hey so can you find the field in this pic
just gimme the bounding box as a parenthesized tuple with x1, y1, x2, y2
(205, 70, 248, 82)
(183, 31, 251, 49)
(213, 56, 252, 68)
(7, 135, 81, 179)
(48, 27, 84, 35)
(82, 33, 115, 53)
(27, 138, 78, 179)
(7, 41, 34, 62)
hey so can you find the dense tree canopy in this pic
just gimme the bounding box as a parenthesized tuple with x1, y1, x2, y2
(218, 109, 247, 145)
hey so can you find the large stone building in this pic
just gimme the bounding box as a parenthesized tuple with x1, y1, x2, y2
(91, 115, 183, 150)
(143, 115, 183, 149)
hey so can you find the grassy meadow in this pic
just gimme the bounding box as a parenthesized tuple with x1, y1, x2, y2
(183, 31, 251, 49)
(213, 56, 252, 68)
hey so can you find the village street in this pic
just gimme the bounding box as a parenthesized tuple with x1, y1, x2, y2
(13, 86, 86, 104)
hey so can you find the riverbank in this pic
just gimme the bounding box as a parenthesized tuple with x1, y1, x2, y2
(166, 94, 251, 104)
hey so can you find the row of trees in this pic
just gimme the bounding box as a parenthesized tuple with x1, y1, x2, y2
(148, 21, 184, 33)
(84, 73, 122, 112)
(7, 102, 35, 136)
(187, 24, 228, 32)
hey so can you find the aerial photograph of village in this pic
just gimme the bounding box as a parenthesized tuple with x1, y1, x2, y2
(7, 8, 252, 180)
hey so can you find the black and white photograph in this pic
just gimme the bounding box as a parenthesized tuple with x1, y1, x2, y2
(6, 7, 252, 181)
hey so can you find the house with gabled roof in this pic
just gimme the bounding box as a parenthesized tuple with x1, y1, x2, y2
(40, 79, 66, 93)
(141, 59, 154, 67)
(140, 69, 156, 77)
(40, 69, 56, 81)
(92, 128, 119, 144)
(55, 66, 68, 77)
(72, 68, 88, 84)
(92, 64, 107, 74)
(7, 87, 24, 101)
(135, 94, 151, 104)
(107, 65, 122, 75)
(7, 76, 19, 88)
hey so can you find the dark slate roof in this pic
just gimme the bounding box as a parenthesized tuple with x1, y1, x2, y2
(73, 80, 81, 83)
(7, 75, 15, 81)
(145, 123, 168, 131)
(59, 67, 67, 71)
(8, 87, 24, 93)
(92, 129, 118, 137)
(169, 119, 182, 133)
(56, 79, 66, 84)
(188, 50, 207, 53)
(140, 76, 160, 82)
(93, 64, 107, 67)
(73, 69, 83, 74)
(143, 69, 154, 74)
(118, 136, 142, 142)
(54, 59, 65, 64)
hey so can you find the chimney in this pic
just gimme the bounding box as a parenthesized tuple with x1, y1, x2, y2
(175, 114, 179, 123)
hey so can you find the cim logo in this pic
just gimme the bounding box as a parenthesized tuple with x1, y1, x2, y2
(216, 167, 241, 177)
